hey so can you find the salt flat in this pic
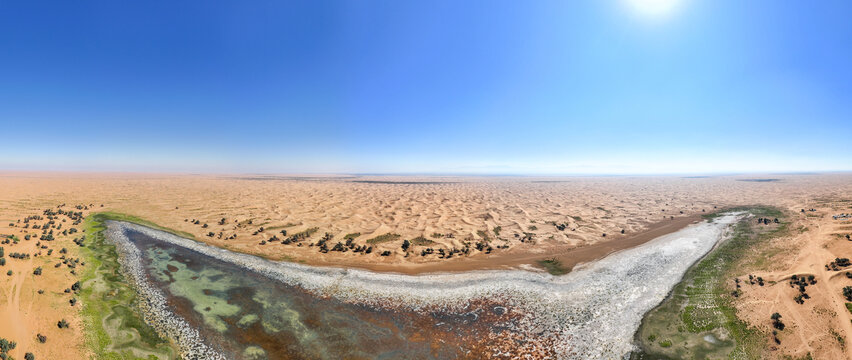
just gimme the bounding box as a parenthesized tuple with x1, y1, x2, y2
(106, 213, 740, 359)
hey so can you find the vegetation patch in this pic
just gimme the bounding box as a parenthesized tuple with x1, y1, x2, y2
(632, 207, 786, 359)
(410, 236, 434, 246)
(265, 222, 299, 231)
(476, 230, 490, 241)
(537, 258, 568, 275)
(366, 233, 401, 244)
(80, 212, 179, 359)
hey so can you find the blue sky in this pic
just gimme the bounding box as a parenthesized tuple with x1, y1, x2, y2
(1, 0, 850, 174)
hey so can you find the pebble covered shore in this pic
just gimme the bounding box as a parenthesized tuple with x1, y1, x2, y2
(106, 213, 740, 359)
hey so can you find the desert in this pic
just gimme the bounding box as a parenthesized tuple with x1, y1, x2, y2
(3, 0, 851, 358)
(2, 173, 852, 358)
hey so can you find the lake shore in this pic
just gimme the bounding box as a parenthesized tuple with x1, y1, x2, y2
(105, 213, 740, 358)
(304, 213, 705, 275)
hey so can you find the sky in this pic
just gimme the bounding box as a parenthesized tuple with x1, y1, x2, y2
(1, 0, 850, 175)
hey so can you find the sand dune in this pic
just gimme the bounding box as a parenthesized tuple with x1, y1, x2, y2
(1, 172, 852, 358)
(1, 172, 851, 272)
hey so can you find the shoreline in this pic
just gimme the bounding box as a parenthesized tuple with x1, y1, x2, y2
(632, 207, 783, 358)
(295, 213, 705, 275)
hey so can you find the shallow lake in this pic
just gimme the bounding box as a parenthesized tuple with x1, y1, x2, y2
(128, 230, 524, 359)
(108, 213, 740, 359)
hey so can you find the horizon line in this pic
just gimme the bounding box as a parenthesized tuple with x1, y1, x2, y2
(1, 169, 849, 178)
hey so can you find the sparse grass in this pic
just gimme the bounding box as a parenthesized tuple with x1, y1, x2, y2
(476, 230, 490, 241)
(537, 258, 568, 275)
(265, 222, 299, 231)
(633, 206, 786, 359)
(343, 232, 361, 240)
(411, 236, 434, 246)
(493, 226, 502, 236)
(80, 213, 178, 359)
(528, 225, 537, 231)
(366, 233, 401, 244)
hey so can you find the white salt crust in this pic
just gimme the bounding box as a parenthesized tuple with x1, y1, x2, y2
(105, 213, 740, 359)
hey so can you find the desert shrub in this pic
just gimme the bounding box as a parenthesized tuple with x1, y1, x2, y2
(771, 312, 785, 330)
(844, 286, 852, 301)
(0, 338, 16, 353)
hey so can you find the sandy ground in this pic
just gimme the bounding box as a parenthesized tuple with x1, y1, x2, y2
(1, 172, 851, 358)
(734, 198, 852, 359)
(2, 172, 851, 272)
(0, 208, 88, 358)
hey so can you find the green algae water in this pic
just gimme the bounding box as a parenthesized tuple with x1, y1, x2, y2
(126, 229, 521, 359)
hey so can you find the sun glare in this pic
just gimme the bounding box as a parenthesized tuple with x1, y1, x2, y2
(625, 0, 680, 17)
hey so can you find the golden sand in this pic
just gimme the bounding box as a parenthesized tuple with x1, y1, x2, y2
(1, 172, 852, 358)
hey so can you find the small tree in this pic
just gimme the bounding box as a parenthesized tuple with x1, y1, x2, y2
(401, 239, 411, 252)
(771, 313, 785, 330)
(33, 267, 42, 276)
(844, 286, 852, 301)
(0, 338, 17, 353)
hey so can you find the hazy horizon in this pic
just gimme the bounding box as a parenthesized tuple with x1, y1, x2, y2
(2, 0, 850, 174)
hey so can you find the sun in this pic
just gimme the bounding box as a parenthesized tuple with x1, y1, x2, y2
(625, 0, 681, 17)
